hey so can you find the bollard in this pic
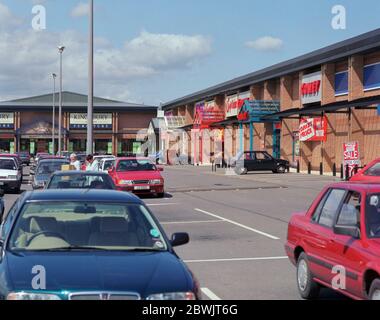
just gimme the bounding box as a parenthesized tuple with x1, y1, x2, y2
(345, 164, 350, 181)
(319, 162, 323, 176)
(297, 160, 300, 173)
(333, 163, 336, 177)
(308, 162, 311, 175)
(340, 164, 344, 180)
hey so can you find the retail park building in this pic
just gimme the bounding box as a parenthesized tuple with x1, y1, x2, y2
(156, 28, 380, 173)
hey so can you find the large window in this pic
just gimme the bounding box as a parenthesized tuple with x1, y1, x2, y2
(335, 71, 348, 96)
(364, 63, 380, 91)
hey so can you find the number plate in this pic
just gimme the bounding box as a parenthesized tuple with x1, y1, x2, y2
(134, 186, 150, 190)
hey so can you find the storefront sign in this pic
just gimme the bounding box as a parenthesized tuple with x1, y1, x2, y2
(70, 113, 112, 129)
(237, 111, 249, 121)
(299, 116, 327, 142)
(343, 142, 361, 178)
(301, 71, 322, 104)
(0, 113, 14, 129)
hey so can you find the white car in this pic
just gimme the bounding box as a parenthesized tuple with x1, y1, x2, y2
(0, 157, 22, 192)
(98, 158, 116, 172)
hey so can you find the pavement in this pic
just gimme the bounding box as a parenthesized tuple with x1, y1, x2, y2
(2, 164, 347, 300)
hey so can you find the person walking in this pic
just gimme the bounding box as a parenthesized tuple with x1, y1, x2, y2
(69, 153, 81, 171)
(85, 154, 99, 171)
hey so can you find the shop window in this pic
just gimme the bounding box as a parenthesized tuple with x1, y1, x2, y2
(364, 63, 380, 91)
(335, 71, 348, 96)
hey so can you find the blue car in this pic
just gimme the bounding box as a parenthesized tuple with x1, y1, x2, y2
(0, 190, 200, 300)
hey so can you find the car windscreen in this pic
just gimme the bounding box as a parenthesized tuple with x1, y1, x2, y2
(36, 161, 67, 175)
(117, 160, 156, 172)
(365, 163, 380, 177)
(8, 202, 167, 251)
(366, 193, 380, 238)
(0, 159, 17, 170)
(48, 174, 114, 189)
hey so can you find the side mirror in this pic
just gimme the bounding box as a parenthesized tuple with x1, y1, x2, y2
(170, 233, 189, 247)
(108, 167, 115, 174)
(157, 166, 164, 172)
(333, 225, 361, 239)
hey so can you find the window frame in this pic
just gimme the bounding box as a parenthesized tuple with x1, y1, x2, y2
(335, 191, 362, 228)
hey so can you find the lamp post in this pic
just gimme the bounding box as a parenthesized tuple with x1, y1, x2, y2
(86, 0, 94, 155)
(52, 73, 57, 155)
(58, 46, 65, 156)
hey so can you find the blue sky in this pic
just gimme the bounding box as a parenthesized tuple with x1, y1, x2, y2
(1, 0, 380, 104)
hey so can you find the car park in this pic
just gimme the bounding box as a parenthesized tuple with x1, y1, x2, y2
(350, 158, 380, 182)
(0, 157, 22, 193)
(0, 154, 22, 170)
(108, 158, 165, 198)
(32, 159, 70, 189)
(0, 189, 200, 300)
(46, 171, 116, 190)
(232, 151, 289, 175)
(286, 182, 380, 300)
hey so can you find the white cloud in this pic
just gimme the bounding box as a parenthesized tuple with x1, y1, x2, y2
(71, 2, 89, 18)
(0, 3, 212, 103)
(0, 2, 22, 29)
(245, 36, 283, 51)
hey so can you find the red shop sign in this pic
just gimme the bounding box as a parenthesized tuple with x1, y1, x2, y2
(299, 116, 327, 142)
(301, 80, 321, 96)
(237, 111, 249, 121)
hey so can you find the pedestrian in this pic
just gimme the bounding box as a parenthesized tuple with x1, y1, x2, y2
(69, 153, 81, 171)
(85, 154, 99, 171)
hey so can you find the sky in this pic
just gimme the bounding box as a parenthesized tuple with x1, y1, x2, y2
(1, 0, 380, 105)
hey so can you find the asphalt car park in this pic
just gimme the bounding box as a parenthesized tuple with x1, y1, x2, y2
(1, 164, 348, 300)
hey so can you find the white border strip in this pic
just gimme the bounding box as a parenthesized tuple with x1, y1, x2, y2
(194, 208, 280, 240)
(201, 288, 221, 300)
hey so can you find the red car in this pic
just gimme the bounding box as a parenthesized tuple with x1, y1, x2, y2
(286, 182, 380, 300)
(108, 157, 165, 197)
(350, 158, 380, 182)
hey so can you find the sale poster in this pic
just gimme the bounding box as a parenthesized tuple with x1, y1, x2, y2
(343, 141, 361, 178)
(299, 117, 327, 142)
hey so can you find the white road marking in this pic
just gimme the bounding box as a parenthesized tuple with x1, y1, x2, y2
(201, 288, 221, 300)
(194, 208, 280, 240)
(146, 203, 178, 206)
(161, 220, 223, 225)
(185, 256, 288, 263)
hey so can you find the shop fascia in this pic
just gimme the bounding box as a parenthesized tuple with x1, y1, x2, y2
(0, 112, 14, 129)
(69, 113, 112, 129)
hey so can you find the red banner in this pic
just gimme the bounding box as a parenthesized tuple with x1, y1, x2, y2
(299, 116, 327, 142)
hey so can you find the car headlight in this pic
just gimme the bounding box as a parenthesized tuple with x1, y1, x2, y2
(7, 175, 17, 180)
(7, 292, 62, 300)
(149, 179, 162, 185)
(146, 292, 196, 300)
(118, 180, 134, 185)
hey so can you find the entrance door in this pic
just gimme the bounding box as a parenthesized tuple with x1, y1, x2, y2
(273, 129, 281, 159)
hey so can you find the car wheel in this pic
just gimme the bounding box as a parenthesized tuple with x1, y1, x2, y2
(296, 252, 320, 300)
(276, 165, 286, 174)
(157, 192, 165, 198)
(369, 279, 380, 300)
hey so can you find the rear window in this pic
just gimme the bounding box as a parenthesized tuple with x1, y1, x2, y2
(0, 159, 17, 170)
(48, 174, 114, 190)
(365, 163, 380, 177)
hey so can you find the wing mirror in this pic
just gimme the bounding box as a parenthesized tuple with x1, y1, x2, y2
(333, 225, 361, 239)
(157, 166, 164, 172)
(108, 166, 115, 174)
(170, 233, 189, 247)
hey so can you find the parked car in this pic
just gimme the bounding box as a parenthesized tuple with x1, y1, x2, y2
(350, 158, 380, 182)
(109, 158, 165, 198)
(31, 155, 66, 174)
(286, 182, 380, 300)
(34, 153, 50, 163)
(98, 158, 116, 172)
(232, 151, 289, 175)
(0, 154, 22, 169)
(32, 159, 70, 189)
(0, 188, 4, 222)
(16, 152, 31, 166)
(0, 157, 22, 193)
(46, 171, 116, 190)
(0, 189, 200, 300)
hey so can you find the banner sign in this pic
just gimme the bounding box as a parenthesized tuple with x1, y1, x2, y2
(343, 141, 361, 178)
(299, 116, 327, 142)
(301, 71, 322, 104)
(0, 112, 14, 129)
(70, 113, 112, 129)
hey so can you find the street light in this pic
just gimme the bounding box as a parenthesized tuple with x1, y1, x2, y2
(52, 73, 57, 155)
(86, 0, 94, 155)
(58, 45, 65, 156)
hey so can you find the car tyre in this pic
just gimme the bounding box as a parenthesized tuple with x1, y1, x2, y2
(276, 165, 287, 174)
(296, 252, 320, 300)
(369, 279, 380, 300)
(157, 192, 165, 198)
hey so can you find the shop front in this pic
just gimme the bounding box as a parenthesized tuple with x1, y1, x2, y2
(192, 100, 224, 165)
(237, 100, 281, 157)
(0, 112, 15, 153)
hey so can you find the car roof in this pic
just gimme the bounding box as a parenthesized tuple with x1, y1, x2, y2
(22, 189, 143, 204)
(0, 157, 16, 161)
(52, 170, 108, 176)
(39, 158, 69, 163)
(117, 157, 151, 161)
(328, 181, 380, 193)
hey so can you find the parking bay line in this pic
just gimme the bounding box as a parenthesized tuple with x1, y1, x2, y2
(194, 208, 280, 240)
(185, 256, 288, 263)
(146, 203, 178, 207)
(201, 288, 221, 300)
